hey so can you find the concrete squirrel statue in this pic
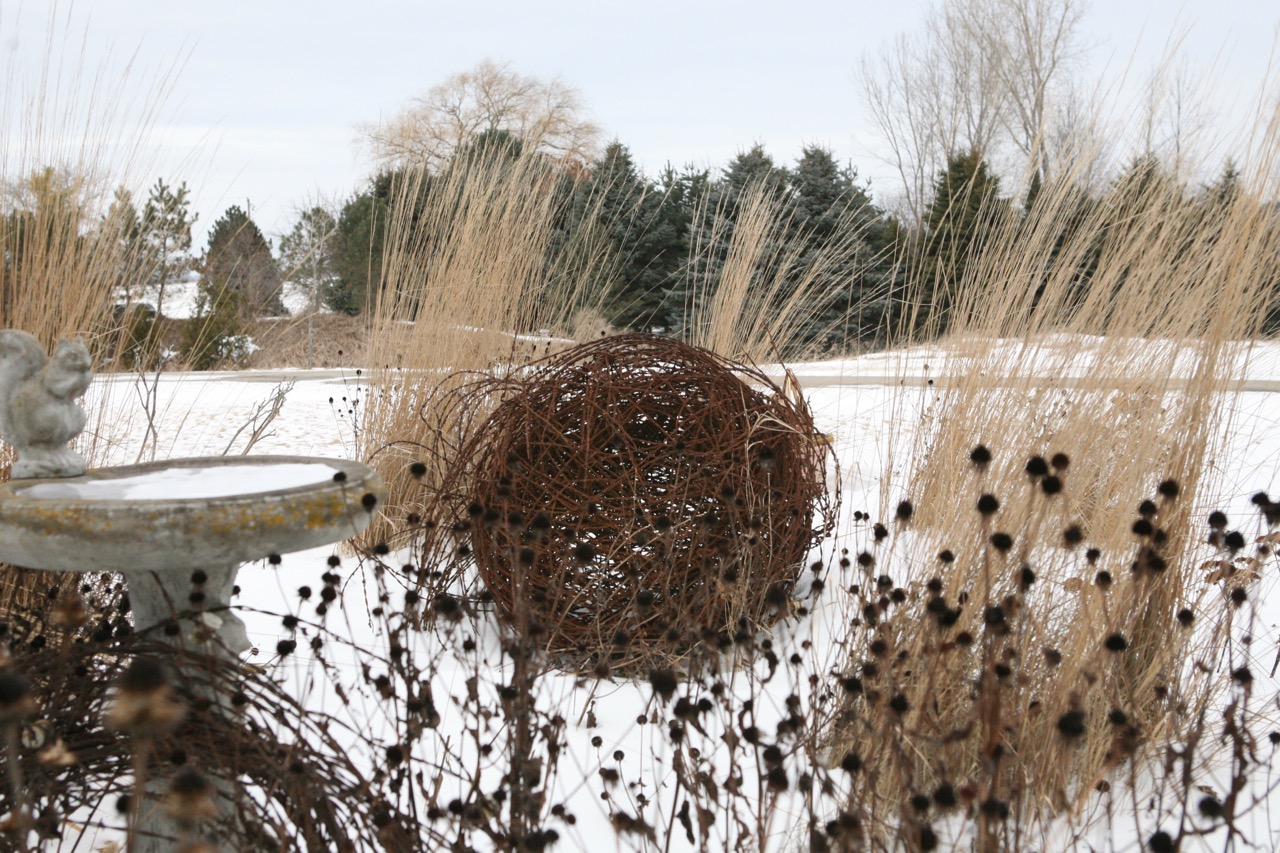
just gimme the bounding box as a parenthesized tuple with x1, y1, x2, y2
(0, 330, 92, 479)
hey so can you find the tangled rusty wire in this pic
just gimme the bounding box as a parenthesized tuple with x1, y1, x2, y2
(402, 334, 835, 670)
(0, 584, 403, 851)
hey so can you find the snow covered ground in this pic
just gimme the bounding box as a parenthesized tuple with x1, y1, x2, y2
(68, 338, 1280, 850)
(121, 275, 317, 321)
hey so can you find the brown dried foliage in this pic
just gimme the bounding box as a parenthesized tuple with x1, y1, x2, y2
(395, 334, 834, 670)
(3, 623, 390, 851)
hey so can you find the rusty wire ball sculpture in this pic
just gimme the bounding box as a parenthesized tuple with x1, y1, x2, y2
(422, 334, 834, 670)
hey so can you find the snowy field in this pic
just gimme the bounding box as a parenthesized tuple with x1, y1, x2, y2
(68, 338, 1280, 851)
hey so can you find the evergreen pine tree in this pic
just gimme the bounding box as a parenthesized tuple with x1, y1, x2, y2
(278, 206, 338, 314)
(569, 142, 691, 331)
(327, 179, 391, 315)
(720, 144, 789, 205)
(789, 146, 898, 350)
(101, 188, 161, 368)
(649, 164, 709, 331)
(1019, 178, 1099, 322)
(100, 187, 150, 298)
(914, 150, 1008, 333)
(139, 179, 196, 317)
(204, 204, 283, 316)
(660, 147, 783, 336)
(1208, 159, 1242, 207)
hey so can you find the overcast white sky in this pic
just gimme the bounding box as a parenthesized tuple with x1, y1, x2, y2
(2, 0, 1277, 245)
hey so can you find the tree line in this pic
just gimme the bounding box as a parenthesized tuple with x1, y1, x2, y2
(303, 133, 1262, 351)
(2, 133, 1263, 370)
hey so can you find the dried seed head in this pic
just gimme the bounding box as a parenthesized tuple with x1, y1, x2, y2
(106, 658, 184, 736)
(932, 784, 957, 809)
(1057, 710, 1086, 739)
(119, 657, 167, 693)
(1198, 796, 1223, 820)
(980, 798, 1009, 820)
(648, 669, 678, 701)
(0, 670, 36, 725)
(165, 768, 218, 825)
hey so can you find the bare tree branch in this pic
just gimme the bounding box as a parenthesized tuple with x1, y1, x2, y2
(362, 59, 602, 172)
(859, 0, 1089, 221)
(221, 380, 295, 456)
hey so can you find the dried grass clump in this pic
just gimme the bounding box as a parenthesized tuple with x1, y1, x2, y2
(826, 470, 1274, 850)
(831, 84, 1280, 847)
(679, 185, 881, 363)
(400, 334, 834, 670)
(249, 314, 369, 369)
(360, 149, 613, 546)
(899, 160, 1280, 555)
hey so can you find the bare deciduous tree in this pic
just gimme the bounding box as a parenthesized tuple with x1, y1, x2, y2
(362, 59, 602, 172)
(859, 0, 1088, 222)
(860, 25, 998, 223)
(969, 0, 1089, 184)
(1141, 55, 1217, 177)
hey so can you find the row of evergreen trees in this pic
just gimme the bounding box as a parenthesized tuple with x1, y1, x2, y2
(318, 138, 904, 350)
(313, 136, 1255, 353)
(9, 132, 1252, 365)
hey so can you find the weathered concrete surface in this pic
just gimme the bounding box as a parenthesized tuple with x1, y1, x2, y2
(0, 455, 382, 573)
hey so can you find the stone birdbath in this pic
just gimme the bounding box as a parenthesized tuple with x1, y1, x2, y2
(0, 330, 384, 850)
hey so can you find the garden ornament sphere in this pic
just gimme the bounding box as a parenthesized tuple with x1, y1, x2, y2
(460, 334, 833, 670)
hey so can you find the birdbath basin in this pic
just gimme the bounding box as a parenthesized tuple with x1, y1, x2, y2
(0, 454, 384, 654)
